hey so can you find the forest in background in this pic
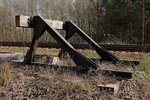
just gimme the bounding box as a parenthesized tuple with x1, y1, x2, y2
(0, 0, 150, 44)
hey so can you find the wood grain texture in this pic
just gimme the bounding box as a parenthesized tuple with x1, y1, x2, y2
(15, 15, 64, 30)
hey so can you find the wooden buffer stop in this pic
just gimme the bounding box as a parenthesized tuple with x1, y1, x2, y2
(16, 15, 139, 79)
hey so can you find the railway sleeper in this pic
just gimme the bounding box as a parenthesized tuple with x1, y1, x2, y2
(23, 62, 133, 79)
(90, 58, 140, 67)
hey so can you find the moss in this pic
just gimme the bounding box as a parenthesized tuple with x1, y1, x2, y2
(83, 52, 99, 58)
(35, 50, 59, 55)
(81, 84, 91, 91)
(0, 74, 5, 85)
(58, 81, 73, 90)
(0, 73, 13, 86)
(57, 80, 91, 93)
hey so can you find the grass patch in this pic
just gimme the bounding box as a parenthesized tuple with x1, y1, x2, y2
(0, 63, 13, 85)
(117, 53, 150, 77)
(57, 80, 91, 92)
(136, 54, 150, 80)
(82, 52, 99, 58)
(35, 50, 59, 55)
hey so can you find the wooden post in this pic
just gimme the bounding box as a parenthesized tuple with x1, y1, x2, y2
(24, 17, 46, 64)
(24, 35, 39, 64)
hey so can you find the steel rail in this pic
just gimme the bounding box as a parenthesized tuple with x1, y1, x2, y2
(0, 42, 149, 52)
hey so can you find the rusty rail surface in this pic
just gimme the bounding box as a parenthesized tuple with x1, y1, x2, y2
(0, 42, 149, 52)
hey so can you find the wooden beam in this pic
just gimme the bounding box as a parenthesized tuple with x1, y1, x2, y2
(16, 15, 31, 28)
(65, 21, 120, 62)
(15, 15, 64, 30)
(45, 19, 64, 30)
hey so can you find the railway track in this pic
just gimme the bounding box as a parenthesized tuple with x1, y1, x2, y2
(0, 42, 149, 52)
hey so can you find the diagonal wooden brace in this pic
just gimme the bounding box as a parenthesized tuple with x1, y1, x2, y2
(58, 22, 76, 59)
(58, 21, 120, 63)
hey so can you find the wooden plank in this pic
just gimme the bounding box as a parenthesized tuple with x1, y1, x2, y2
(45, 19, 64, 30)
(15, 15, 64, 30)
(16, 15, 31, 28)
(102, 69, 133, 79)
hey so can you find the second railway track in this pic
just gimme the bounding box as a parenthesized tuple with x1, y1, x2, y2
(0, 42, 150, 52)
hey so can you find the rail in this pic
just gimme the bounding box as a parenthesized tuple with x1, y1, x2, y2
(0, 42, 149, 52)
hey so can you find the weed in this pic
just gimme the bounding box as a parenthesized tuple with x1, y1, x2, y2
(81, 84, 91, 91)
(0, 62, 13, 85)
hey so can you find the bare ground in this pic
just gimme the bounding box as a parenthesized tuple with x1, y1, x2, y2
(0, 62, 147, 100)
(0, 47, 149, 100)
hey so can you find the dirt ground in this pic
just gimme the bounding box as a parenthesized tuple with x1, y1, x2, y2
(0, 47, 149, 100)
(0, 62, 146, 100)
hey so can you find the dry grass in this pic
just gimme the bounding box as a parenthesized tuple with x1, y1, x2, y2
(0, 62, 146, 99)
(0, 62, 13, 86)
(117, 52, 150, 100)
(0, 47, 60, 55)
(0, 47, 149, 99)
